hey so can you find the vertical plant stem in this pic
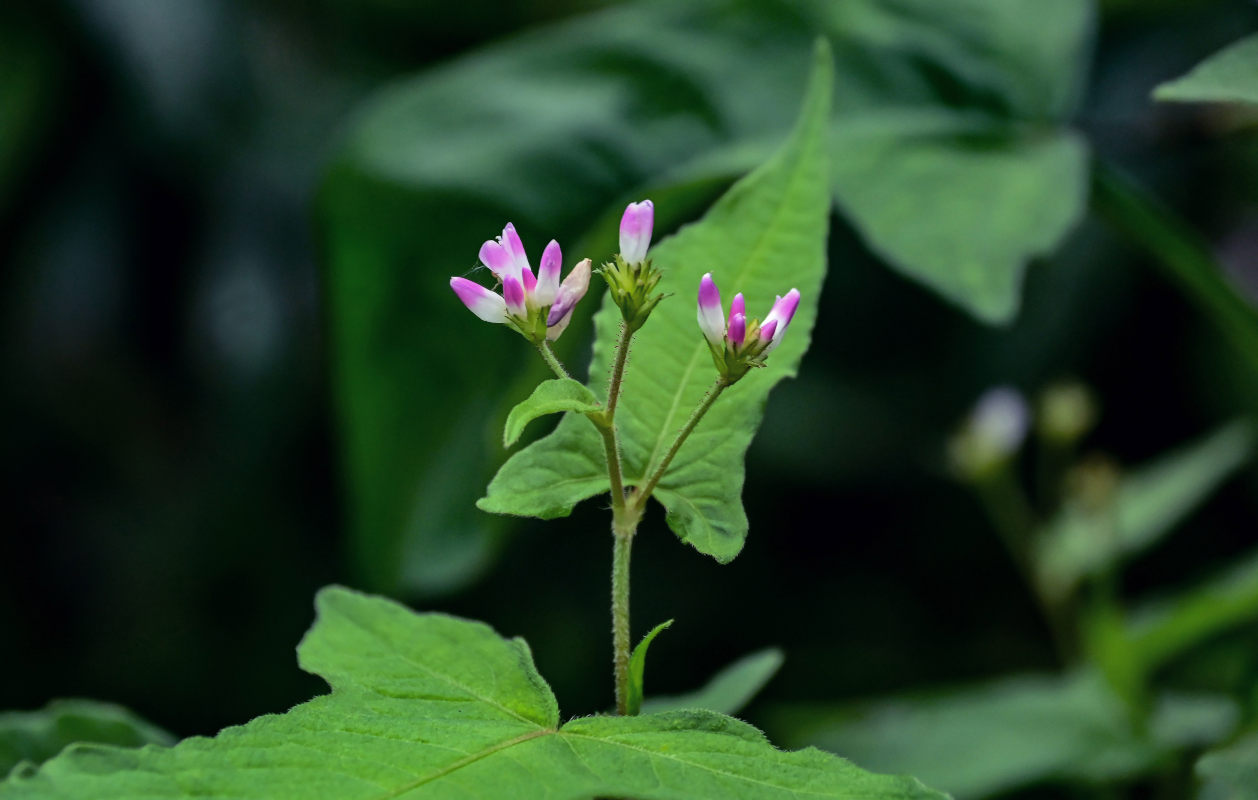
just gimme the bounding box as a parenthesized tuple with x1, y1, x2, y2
(633, 377, 728, 504)
(598, 322, 639, 713)
(611, 523, 634, 715)
(535, 341, 571, 380)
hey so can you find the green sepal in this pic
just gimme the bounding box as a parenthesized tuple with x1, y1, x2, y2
(626, 619, 673, 716)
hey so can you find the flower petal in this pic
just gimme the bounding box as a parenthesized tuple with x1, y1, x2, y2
(502, 275, 527, 317)
(478, 240, 517, 281)
(619, 199, 654, 265)
(450, 277, 508, 323)
(534, 239, 562, 307)
(546, 258, 591, 326)
(696, 272, 725, 346)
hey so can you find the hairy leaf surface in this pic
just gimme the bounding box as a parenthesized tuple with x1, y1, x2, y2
(503, 379, 600, 448)
(0, 587, 946, 800)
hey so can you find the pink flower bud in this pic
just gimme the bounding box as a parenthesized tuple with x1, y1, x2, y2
(478, 240, 516, 281)
(501, 223, 531, 276)
(728, 312, 746, 347)
(729, 293, 745, 330)
(761, 288, 800, 353)
(450, 277, 508, 323)
(521, 266, 537, 295)
(696, 272, 725, 346)
(619, 200, 654, 265)
(502, 275, 527, 317)
(546, 258, 592, 329)
(758, 319, 777, 345)
(534, 239, 562, 306)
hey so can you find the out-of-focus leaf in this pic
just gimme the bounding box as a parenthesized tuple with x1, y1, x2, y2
(771, 670, 1237, 800)
(1035, 422, 1252, 600)
(1198, 732, 1258, 800)
(1154, 33, 1258, 106)
(0, 700, 173, 778)
(502, 379, 600, 448)
(1129, 549, 1258, 671)
(480, 43, 833, 563)
(830, 112, 1088, 323)
(0, 588, 948, 800)
(626, 619, 673, 716)
(643, 648, 785, 716)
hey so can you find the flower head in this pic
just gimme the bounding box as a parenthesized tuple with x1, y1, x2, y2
(601, 199, 664, 331)
(452, 224, 590, 342)
(619, 200, 654, 266)
(696, 272, 801, 382)
(949, 387, 1029, 480)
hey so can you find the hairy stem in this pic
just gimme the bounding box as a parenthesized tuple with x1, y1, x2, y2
(599, 322, 639, 713)
(535, 340, 571, 379)
(611, 523, 634, 715)
(633, 377, 728, 506)
(605, 323, 632, 419)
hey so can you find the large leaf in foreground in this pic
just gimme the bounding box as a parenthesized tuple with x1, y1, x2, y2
(0, 587, 945, 800)
(480, 43, 832, 562)
(772, 670, 1236, 800)
(1154, 34, 1258, 107)
(0, 701, 172, 777)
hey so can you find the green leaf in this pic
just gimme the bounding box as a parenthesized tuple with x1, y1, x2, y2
(1154, 33, 1258, 106)
(1129, 548, 1258, 671)
(481, 41, 833, 563)
(502, 379, 601, 448)
(0, 701, 173, 778)
(644, 648, 785, 716)
(0, 587, 947, 800)
(626, 619, 673, 716)
(1198, 732, 1258, 800)
(1035, 421, 1253, 600)
(771, 670, 1236, 800)
(830, 112, 1088, 323)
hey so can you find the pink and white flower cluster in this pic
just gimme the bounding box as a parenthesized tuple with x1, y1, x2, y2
(699, 272, 795, 357)
(450, 223, 591, 342)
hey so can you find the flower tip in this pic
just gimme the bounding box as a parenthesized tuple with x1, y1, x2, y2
(619, 199, 655, 265)
(451, 276, 509, 324)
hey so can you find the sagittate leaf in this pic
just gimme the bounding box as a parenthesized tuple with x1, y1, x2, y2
(644, 648, 785, 717)
(479, 41, 833, 563)
(626, 619, 673, 716)
(1198, 732, 1258, 800)
(1034, 421, 1252, 600)
(503, 379, 600, 448)
(1155, 33, 1258, 106)
(0, 701, 173, 778)
(0, 587, 947, 800)
(771, 670, 1237, 800)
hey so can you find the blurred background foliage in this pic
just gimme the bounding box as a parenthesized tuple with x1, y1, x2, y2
(3, 0, 1258, 797)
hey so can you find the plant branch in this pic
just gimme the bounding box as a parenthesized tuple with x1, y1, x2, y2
(535, 341, 571, 379)
(632, 377, 728, 506)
